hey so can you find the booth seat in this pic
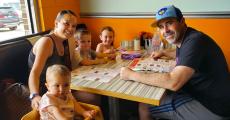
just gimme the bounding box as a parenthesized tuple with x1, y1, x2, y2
(0, 30, 50, 84)
(0, 31, 50, 120)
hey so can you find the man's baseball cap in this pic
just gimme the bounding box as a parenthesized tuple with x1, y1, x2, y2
(151, 5, 183, 27)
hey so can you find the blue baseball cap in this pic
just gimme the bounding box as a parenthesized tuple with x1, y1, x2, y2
(151, 5, 183, 27)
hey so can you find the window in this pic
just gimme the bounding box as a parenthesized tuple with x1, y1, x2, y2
(0, 0, 37, 42)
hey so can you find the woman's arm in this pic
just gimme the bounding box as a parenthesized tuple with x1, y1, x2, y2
(28, 37, 53, 109)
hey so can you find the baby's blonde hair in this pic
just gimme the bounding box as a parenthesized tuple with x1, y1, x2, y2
(46, 64, 71, 82)
(74, 30, 91, 40)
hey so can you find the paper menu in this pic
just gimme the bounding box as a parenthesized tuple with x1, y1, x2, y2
(129, 58, 175, 73)
(72, 68, 120, 83)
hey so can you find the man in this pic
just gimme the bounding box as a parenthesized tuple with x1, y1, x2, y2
(120, 5, 230, 120)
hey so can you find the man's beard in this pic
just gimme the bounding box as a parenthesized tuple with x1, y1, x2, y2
(164, 30, 178, 44)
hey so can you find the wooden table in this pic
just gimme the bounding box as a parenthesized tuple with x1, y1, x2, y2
(71, 59, 166, 120)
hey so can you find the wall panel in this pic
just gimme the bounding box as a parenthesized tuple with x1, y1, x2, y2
(81, 18, 230, 68)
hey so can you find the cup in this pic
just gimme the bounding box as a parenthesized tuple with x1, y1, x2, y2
(134, 39, 140, 51)
(152, 31, 162, 51)
(127, 40, 133, 50)
(145, 39, 153, 54)
(120, 40, 129, 50)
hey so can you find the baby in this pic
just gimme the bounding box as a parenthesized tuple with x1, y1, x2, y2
(39, 64, 96, 120)
(96, 26, 116, 54)
(74, 30, 115, 66)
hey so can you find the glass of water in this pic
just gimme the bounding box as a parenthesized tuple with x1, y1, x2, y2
(152, 32, 162, 51)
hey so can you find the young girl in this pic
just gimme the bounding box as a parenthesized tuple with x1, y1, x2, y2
(39, 64, 97, 120)
(96, 26, 116, 54)
(74, 30, 115, 66)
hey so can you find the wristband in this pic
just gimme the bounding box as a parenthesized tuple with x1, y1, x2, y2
(29, 93, 39, 101)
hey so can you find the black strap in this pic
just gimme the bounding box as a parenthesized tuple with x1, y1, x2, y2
(63, 40, 72, 70)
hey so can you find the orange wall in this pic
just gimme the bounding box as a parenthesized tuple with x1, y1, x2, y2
(81, 18, 230, 68)
(38, 0, 80, 31)
(37, 1, 230, 68)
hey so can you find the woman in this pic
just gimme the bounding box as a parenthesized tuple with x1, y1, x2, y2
(28, 10, 78, 110)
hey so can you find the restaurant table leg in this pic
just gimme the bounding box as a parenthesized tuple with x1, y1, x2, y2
(109, 97, 120, 120)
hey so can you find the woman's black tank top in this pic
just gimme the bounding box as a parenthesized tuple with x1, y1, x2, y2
(28, 34, 67, 94)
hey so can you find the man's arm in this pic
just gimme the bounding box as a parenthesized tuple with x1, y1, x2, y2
(151, 49, 176, 59)
(120, 65, 194, 91)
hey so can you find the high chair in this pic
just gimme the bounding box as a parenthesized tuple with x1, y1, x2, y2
(21, 102, 104, 120)
(21, 109, 39, 120)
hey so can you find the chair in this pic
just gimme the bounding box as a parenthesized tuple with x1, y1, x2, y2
(21, 102, 104, 120)
(21, 109, 39, 120)
(79, 102, 104, 120)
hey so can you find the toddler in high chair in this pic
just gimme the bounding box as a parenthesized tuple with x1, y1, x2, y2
(74, 30, 115, 66)
(39, 64, 96, 120)
(96, 26, 116, 59)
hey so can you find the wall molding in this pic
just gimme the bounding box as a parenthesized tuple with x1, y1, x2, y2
(80, 12, 230, 18)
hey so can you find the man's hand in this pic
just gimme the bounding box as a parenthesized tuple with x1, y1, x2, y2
(151, 51, 164, 59)
(120, 67, 134, 81)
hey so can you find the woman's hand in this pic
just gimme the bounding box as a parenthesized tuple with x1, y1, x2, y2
(31, 95, 41, 110)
